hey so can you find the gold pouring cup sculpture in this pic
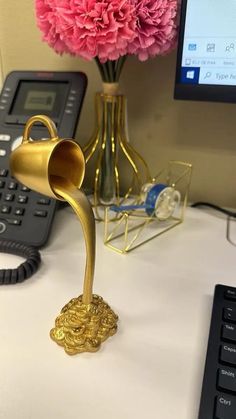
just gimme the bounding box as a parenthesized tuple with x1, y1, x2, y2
(10, 115, 118, 355)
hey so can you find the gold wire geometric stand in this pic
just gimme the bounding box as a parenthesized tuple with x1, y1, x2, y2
(104, 161, 193, 254)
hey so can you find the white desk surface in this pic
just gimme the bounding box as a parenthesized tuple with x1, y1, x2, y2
(0, 206, 235, 419)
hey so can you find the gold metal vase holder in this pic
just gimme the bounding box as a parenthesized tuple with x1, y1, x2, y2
(10, 115, 118, 355)
(83, 87, 151, 220)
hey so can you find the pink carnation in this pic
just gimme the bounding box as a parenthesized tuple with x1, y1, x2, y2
(128, 0, 179, 61)
(35, 0, 71, 55)
(35, 0, 137, 62)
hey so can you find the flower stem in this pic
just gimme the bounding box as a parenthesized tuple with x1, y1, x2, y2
(95, 57, 109, 82)
(108, 60, 115, 82)
(115, 56, 127, 81)
(95, 56, 127, 83)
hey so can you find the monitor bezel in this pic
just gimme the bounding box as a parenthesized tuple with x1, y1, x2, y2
(174, 0, 236, 103)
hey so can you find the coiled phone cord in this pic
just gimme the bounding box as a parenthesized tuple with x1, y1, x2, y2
(0, 240, 41, 285)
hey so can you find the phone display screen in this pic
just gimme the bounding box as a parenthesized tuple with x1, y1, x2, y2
(10, 81, 69, 118)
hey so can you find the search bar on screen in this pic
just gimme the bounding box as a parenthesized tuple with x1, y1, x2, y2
(200, 69, 236, 85)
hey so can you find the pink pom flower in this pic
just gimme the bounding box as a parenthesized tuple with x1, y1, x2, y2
(128, 0, 179, 61)
(35, 0, 137, 62)
(35, 0, 179, 64)
(35, 0, 72, 55)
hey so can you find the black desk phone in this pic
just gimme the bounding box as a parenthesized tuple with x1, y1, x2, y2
(0, 70, 87, 247)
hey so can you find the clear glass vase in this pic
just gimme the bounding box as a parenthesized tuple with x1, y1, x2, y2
(83, 91, 150, 218)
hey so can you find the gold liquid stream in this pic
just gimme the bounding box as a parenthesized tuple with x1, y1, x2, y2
(10, 113, 118, 354)
(50, 175, 95, 305)
(49, 175, 118, 354)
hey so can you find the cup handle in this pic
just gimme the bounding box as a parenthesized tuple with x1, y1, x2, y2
(22, 115, 59, 144)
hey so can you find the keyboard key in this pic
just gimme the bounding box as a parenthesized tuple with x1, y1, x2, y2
(4, 193, 14, 202)
(222, 324, 236, 343)
(8, 181, 17, 190)
(6, 218, 21, 226)
(17, 195, 28, 204)
(1, 205, 11, 214)
(37, 198, 50, 205)
(21, 185, 30, 192)
(5, 116, 17, 124)
(0, 149, 6, 157)
(0, 134, 10, 142)
(0, 169, 8, 177)
(225, 289, 236, 302)
(34, 210, 47, 217)
(14, 208, 25, 216)
(215, 394, 236, 419)
(0, 180, 5, 188)
(220, 344, 236, 366)
(224, 307, 236, 323)
(218, 367, 236, 393)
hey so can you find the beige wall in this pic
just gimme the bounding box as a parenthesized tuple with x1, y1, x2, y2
(1, 1, 236, 207)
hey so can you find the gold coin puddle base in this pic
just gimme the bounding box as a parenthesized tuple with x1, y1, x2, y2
(50, 294, 118, 355)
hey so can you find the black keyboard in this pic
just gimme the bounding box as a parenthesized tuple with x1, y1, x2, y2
(198, 284, 236, 419)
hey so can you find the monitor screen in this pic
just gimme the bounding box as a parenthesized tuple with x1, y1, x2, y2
(174, 0, 236, 103)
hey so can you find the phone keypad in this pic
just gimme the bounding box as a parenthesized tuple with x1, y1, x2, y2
(0, 168, 31, 223)
(0, 166, 56, 246)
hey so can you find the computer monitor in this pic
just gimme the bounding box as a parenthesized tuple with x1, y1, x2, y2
(174, 0, 236, 103)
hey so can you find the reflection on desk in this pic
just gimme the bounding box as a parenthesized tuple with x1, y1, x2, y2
(0, 207, 235, 419)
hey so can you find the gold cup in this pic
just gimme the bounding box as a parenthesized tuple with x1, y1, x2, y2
(10, 115, 85, 199)
(10, 115, 118, 355)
